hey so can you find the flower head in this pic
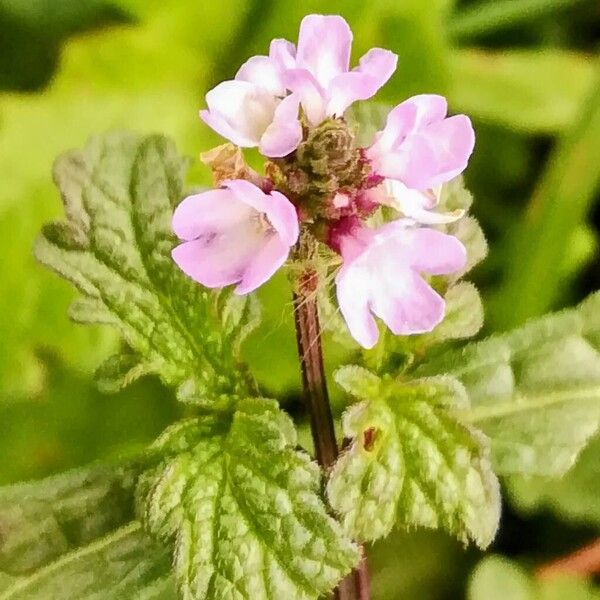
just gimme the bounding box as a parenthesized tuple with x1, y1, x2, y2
(172, 180, 299, 294)
(174, 13, 479, 348)
(367, 94, 475, 190)
(333, 219, 467, 348)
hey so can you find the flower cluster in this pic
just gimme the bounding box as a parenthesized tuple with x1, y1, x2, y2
(172, 14, 474, 349)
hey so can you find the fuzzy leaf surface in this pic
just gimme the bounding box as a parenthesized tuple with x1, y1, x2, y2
(0, 523, 175, 600)
(0, 455, 152, 576)
(139, 399, 359, 600)
(34, 132, 259, 403)
(508, 433, 600, 527)
(418, 292, 600, 475)
(328, 367, 500, 548)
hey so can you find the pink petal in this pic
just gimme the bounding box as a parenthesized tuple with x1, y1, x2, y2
(199, 109, 257, 148)
(283, 68, 326, 126)
(326, 48, 397, 116)
(224, 179, 271, 212)
(262, 190, 299, 246)
(336, 264, 380, 349)
(404, 227, 467, 275)
(172, 225, 260, 289)
(371, 271, 445, 335)
(296, 15, 352, 89)
(403, 115, 475, 189)
(366, 95, 447, 169)
(259, 93, 302, 158)
(201, 80, 278, 147)
(236, 55, 285, 96)
(269, 38, 296, 70)
(405, 94, 448, 129)
(172, 189, 252, 241)
(223, 180, 299, 246)
(384, 180, 463, 225)
(235, 235, 290, 295)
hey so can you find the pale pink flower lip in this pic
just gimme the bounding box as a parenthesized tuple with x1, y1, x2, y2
(171, 179, 299, 295)
(334, 220, 467, 348)
(367, 94, 475, 190)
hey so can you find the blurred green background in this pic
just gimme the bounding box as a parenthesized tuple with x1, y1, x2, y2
(1, 0, 599, 597)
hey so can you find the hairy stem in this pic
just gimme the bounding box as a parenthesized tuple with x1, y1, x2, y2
(293, 267, 370, 600)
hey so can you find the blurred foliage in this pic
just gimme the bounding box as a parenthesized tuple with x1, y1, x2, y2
(1, 0, 600, 598)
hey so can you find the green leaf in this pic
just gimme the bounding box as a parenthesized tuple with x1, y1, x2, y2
(424, 282, 484, 345)
(0, 455, 152, 576)
(0, 523, 175, 600)
(447, 49, 597, 134)
(418, 292, 600, 476)
(35, 132, 259, 404)
(447, 216, 488, 279)
(467, 555, 600, 600)
(139, 399, 359, 600)
(508, 433, 600, 527)
(328, 368, 500, 548)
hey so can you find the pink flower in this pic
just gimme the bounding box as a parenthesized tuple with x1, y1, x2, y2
(171, 180, 299, 294)
(199, 15, 397, 156)
(368, 179, 464, 225)
(366, 94, 475, 190)
(283, 15, 398, 126)
(200, 40, 302, 158)
(334, 220, 467, 348)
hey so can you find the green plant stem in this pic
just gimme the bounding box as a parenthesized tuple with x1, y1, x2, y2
(293, 268, 370, 600)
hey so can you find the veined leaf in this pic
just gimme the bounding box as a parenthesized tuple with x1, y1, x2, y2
(328, 367, 500, 548)
(0, 523, 175, 600)
(139, 399, 359, 600)
(418, 292, 600, 475)
(0, 455, 153, 576)
(508, 434, 600, 527)
(35, 132, 259, 404)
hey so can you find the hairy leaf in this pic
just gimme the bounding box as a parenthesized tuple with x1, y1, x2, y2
(0, 523, 175, 600)
(139, 399, 359, 600)
(0, 455, 153, 576)
(508, 433, 600, 527)
(423, 282, 484, 345)
(35, 132, 259, 404)
(418, 292, 600, 475)
(328, 367, 500, 548)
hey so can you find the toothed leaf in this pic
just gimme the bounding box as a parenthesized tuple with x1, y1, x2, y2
(139, 399, 359, 600)
(35, 132, 260, 404)
(328, 368, 500, 548)
(418, 292, 600, 476)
